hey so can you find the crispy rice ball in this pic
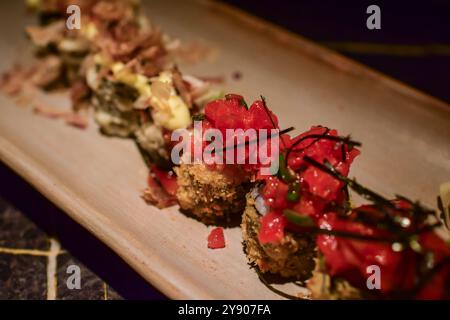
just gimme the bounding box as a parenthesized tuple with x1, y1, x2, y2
(241, 193, 316, 280)
(175, 163, 251, 224)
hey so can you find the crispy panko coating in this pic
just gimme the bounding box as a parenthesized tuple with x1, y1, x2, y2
(175, 164, 251, 224)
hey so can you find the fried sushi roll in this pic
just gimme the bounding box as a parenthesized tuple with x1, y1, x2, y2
(242, 126, 360, 280)
(175, 163, 251, 224)
(244, 127, 450, 299)
(175, 94, 280, 223)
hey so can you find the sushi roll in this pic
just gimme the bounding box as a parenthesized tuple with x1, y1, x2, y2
(78, 0, 170, 140)
(244, 134, 450, 299)
(175, 94, 280, 224)
(25, 1, 130, 83)
(242, 126, 360, 280)
(80, 9, 210, 165)
(307, 200, 450, 299)
(25, 0, 147, 107)
(86, 52, 208, 165)
(26, 0, 92, 87)
(25, 0, 213, 166)
(176, 162, 251, 224)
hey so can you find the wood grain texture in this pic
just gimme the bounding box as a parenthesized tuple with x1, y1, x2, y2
(0, 0, 449, 299)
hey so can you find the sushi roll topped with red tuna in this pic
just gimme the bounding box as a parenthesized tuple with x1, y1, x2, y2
(243, 126, 450, 299)
(175, 94, 282, 224)
(309, 190, 450, 299)
(242, 125, 361, 280)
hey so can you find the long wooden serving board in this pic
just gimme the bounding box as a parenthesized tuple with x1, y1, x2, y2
(0, 0, 449, 299)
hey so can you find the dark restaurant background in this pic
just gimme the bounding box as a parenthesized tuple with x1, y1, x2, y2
(220, 0, 450, 103)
